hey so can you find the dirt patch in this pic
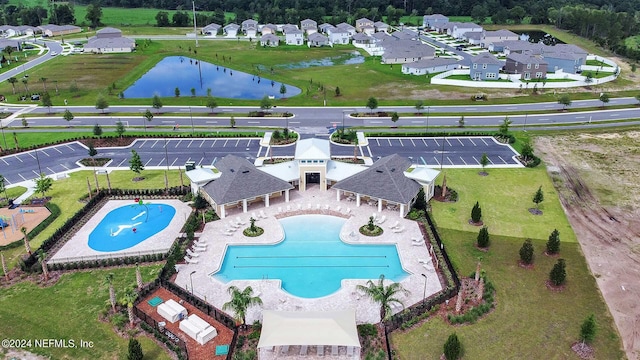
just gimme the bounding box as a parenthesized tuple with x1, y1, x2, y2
(528, 208, 543, 215)
(1, 349, 50, 360)
(535, 133, 640, 360)
(572, 342, 596, 360)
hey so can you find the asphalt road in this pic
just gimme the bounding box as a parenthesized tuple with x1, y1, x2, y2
(0, 40, 62, 83)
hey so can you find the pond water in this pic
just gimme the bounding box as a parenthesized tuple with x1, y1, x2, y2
(270, 51, 365, 69)
(123, 56, 301, 99)
(514, 30, 565, 45)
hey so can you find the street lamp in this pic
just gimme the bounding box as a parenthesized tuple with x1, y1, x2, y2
(0, 122, 6, 150)
(421, 273, 428, 306)
(523, 113, 528, 132)
(426, 106, 430, 134)
(34, 148, 42, 175)
(189, 270, 196, 296)
(163, 137, 169, 191)
(189, 106, 194, 134)
(440, 136, 445, 170)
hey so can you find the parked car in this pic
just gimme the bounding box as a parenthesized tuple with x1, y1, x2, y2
(31, 94, 40, 100)
(50, 51, 57, 56)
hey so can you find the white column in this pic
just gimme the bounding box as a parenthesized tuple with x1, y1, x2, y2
(265, 194, 270, 207)
(378, 199, 382, 212)
(336, 189, 340, 201)
(285, 189, 290, 202)
(243, 199, 248, 213)
(399, 203, 405, 217)
(220, 205, 226, 219)
(356, 194, 361, 207)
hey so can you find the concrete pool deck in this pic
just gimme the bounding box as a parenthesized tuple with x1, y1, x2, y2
(49, 200, 192, 264)
(175, 186, 443, 324)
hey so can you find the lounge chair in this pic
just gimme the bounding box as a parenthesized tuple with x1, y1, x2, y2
(281, 345, 289, 355)
(376, 215, 386, 224)
(324, 204, 330, 210)
(286, 205, 291, 212)
(335, 206, 341, 212)
(260, 210, 268, 219)
(185, 256, 198, 264)
(300, 345, 308, 356)
(316, 204, 321, 209)
(332, 345, 339, 356)
(389, 221, 399, 229)
(411, 242, 422, 247)
(228, 222, 240, 229)
(186, 249, 200, 258)
(392, 226, 404, 233)
(372, 213, 377, 220)
(251, 212, 258, 220)
(192, 246, 206, 252)
(345, 208, 352, 215)
(236, 217, 246, 225)
(307, 203, 312, 209)
(317, 346, 324, 356)
(224, 232, 233, 236)
(418, 258, 428, 264)
(346, 346, 354, 356)
(278, 207, 282, 213)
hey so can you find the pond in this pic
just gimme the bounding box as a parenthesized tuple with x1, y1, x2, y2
(514, 30, 565, 45)
(123, 56, 301, 99)
(269, 51, 365, 69)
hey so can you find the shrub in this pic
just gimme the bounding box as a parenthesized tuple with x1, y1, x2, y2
(443, 333, 462, 360)
(476, 226, 489, 248)
(549, 258, 567, 286)
(193, 194, 208, 209)
(579, 314, 597, 344)
(546, 229, 560, 254)
(127, 338, 144, 360)
(470, 201, 482, 223)
(358, 323, 378, 338)
(519, 239, 534, 265)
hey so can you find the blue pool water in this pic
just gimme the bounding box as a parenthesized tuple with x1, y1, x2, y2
(123, 56, 301, 99)
(88, 203, 176, 252)
(213, 215, 408, 298)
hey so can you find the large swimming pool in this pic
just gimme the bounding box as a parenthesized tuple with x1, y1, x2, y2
(212, 215, 408, 298)
(88, 203, 176, 252)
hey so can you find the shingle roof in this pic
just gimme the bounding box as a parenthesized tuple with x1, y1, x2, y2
(333, 154, 421, 204)
(307, 32, 328, 42)
(260, 34, 279, 42)
(404, 57, 461, 69)
(202, 155, 293, 205)
(424, 14, 448, 20)
(471, 52, 502, 65)
(86, 36, 135, 49)
(506, 53, 547, 64)
(295, 138, 331, 160)
(484, 29, 518, 38)
(464, 31, 483, 40)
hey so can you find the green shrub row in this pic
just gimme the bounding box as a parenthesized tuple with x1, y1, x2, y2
(400, 304, 440, 330)
(139, 322, 187, 360)
(447, 274, 496, 325)
(47, 253, 167, 271)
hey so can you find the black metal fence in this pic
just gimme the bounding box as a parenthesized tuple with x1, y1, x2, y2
(134, 306, 189, 359)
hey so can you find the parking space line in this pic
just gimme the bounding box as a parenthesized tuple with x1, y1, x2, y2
(448, 157, 454, 165)
(117, 159, 127, 167)
(398, 139, 404, 147)
(481, 138, 489, 146)
(138, 140, 147, 148)
(224, 139, 229, 146)
(1, 158, 8, 165)
(488, 157, 495, 164)
(211, 139, 217, 147)
(187, 140, 194, 148)
(32, 170, 40, 177)
(171, 158, 178, 166)
(410, 139, 416, 147)
(199, 140, 205, 148)
(257, 147, 263, 157)
(446, 138, 453, 146)
(235, 139, 240, 147)
(151, 140, 159, 148)
(376, 139, 380, 146)
(420, 156, 427, 165)
(19, 174, 27, 181)
(498, 156, 508, 164)
(53, 147, 63, 153)
(60, 164, 70, 170)
(387, 139, 392, 146)
(422, 139, 428, 147)
(366, 146, 373, 157)
(65, 144, 75, 151)
(144, 158, 153, 166)
(247, 139, 252, 147)
(457, 138, 464, 146)
(186, 157, 191, 163)
(175, 140, 182, 148)
(14, 155, 22, 163)
(433, 157, 440, 166)
(472, 156, 480, 165)
(469, 138, 477, 146)
(211, 157, 217, 166)
(156, 159, 164, 166)
(40, 150, 50, 157)
(433, 139, 439, 147)
(197, 157, 204, 166)
(28, 152, 36, 159)
(46, 167, 55, 174)
(460, 157, 467, 165)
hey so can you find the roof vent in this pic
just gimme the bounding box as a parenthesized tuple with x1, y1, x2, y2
(242, 170, 250, 174)
(376, 170, 384, 173)
(230, 169, 235, 173)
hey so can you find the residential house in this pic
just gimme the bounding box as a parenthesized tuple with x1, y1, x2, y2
(391, 29, 418, 41)
(481, 29, 518, 48)
(223, 23, 240, 38)
(463, 31, 483, 45)
(0, 25, 16, 37)
(451, 22, 483, 39)
(336, 23, 356, 37)
(281, 24, 298, 33)
(319, 23, 335, 34)
(38, 24, 81, 37)
(351, 33, 374, 47)
(328, 28, 350, 45)
(241, 19, 258, 38)
(84, 27, 136, 53)
(307, 32, 329, 47)
(401, 58, 461, 75)
(373, 21, 389, 33)
(201, 23, 221, 36)
(542, 44, 587, 73)
(355, 18, 374, 32)
(284, 28, 303, 45)
(505, 53, 548, 80)
(15, 26, 39, 36)
(360, 25, 375, 35)
(260, 34, 279, 47)
(500, 40, 545, 55)
(469, 53, 502, 80)
(300, 19, 317, 35)
(423, 14, 449, 29)
(0, 39, 22, 52)
(260, 24, 277, 35)
(435, 22, 455, 34)
(381, 40, 435, 64)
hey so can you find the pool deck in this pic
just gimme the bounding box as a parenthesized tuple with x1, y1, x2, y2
(176, 186, 443, 324)
(49, 200, 193, 264)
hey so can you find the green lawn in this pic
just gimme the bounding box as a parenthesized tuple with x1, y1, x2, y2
(391, 229, 624, 359)
(430, 168, 577, 242)
(2, 170, 188, 268)
(585, 59, 614, 68)
(0, 265, 174, 360)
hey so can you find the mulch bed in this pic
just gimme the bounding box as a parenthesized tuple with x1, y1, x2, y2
(571, 342, 595, 359)
(79, 137, 136, 148)
(468, 220, 483, 226)
(518, 260, 535, 269)
(545, 280, 566, 292)
(528, 208, 543, 215)
(478, 171, 488, 176)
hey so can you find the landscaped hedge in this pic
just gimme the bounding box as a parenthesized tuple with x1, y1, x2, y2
(365, 131, 494, 138)
(447, 274, 496, 325)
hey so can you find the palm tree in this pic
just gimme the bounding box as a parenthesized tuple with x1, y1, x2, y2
(222, 285, 263, 329)
(21, 78, 29, 93)
(7, 77, 17, 94)
(20, 227, 31, 255)
(135, 263, 143, 290)
(119, 287, 138, 326)
(1, 252, 8, 281)
(40, 77, 48, 92)
(104, 273, 116, 312)
(356, 274, 409, 323)
(36, 250, 48, 281)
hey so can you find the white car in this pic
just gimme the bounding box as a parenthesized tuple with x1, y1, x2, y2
(50, 51, 57, 56)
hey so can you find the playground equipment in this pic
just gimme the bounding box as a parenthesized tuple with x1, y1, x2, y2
(0, 213, 25, 239)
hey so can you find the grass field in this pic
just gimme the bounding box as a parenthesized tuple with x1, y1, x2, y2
(2, 170, 188, 268)
(0, 265, 173, 360)
(391, 229, 624, 359)
(430, 167, 577, 242)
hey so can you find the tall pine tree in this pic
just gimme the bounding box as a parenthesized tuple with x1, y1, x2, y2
(546, 229, 560, 254)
